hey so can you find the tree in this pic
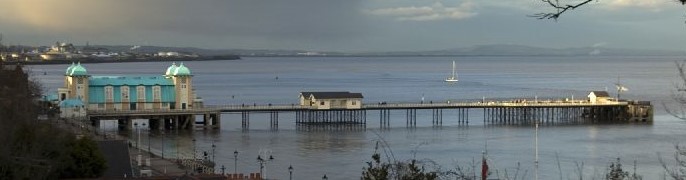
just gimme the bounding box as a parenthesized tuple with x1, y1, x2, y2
(361, 152, 439, 180)
(659, 145, 686, 180)
(0, 63, 107, 179)
(362, 142, 439, 180)
(362, 153, 391, 180)
(533, 0, 686, 20)
(666, 61, 686, 120)
(59, 136, 107, 178)
(605, 158, 642, 180)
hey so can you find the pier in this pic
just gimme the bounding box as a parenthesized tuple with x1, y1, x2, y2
(55, 62, 653, 131)
(86, 99, 653, 130)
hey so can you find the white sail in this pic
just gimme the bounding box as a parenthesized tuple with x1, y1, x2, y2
(445, 61, 459, 82)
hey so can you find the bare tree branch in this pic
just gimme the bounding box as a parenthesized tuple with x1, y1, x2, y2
(665, 60, 686, 120)
(531, 0, 594, 20)
(532, 0, 686, 20)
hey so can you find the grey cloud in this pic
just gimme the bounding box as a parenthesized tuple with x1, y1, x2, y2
(0, 0, 369, 50)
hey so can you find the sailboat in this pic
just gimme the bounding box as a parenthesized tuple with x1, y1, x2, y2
(445, 61, 459, 82)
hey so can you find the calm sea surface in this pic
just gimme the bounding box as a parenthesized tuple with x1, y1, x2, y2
(30, 56, 686, 179)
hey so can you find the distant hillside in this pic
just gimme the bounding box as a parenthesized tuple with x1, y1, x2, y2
(76, 44, 686, 57)
(77, 45, 235, 56)
(364, 44, 686, 56)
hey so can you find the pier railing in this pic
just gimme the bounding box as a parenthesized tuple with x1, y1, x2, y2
(363, 101, 627, 109)
(87, 108, 219, 116)
(87, 100, 627, 115)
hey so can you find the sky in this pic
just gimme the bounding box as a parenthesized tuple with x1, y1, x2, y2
(0, 0, 685, 52)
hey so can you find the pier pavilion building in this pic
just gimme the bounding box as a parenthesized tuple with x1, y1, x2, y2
(299, 92, 363, 109)
(57, 62, 198, 111)
(588, 91, 612, 103)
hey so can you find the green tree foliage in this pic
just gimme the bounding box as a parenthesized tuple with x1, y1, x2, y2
(59, 136, 107, 178)
(362, 153, 390, 180)
(397, 159, 438, 180)
(605, 158, 641, 180)
(362, 142, 438, 180)
(0, 63, 106, 179)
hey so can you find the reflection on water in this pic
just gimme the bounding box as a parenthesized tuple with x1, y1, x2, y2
(295, 124, 366, 132)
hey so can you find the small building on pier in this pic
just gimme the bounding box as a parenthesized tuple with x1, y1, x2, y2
(588, 91, 612, 103)
(299, 92, 363, 109)
(59, 98, 86, 119)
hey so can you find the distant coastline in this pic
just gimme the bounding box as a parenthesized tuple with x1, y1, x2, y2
(2, 55, 240, 65)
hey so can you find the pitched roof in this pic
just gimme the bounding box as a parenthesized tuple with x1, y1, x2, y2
(59, 98, 84, 107)
(89, 75, 174, 86)
(590, 91, 610, 97)
(43, 94, 59, 101)
(301, 91, 363, 99)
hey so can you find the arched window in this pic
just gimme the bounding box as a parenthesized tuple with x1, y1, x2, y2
(137, 86, 146, 101)
(121, 86, 129, 100)
(104, 86, 113, 102)
(153, 86, 161, 100)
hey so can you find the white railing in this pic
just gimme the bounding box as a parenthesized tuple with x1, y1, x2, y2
(87, 101, 628, 115)
(363, 101, 626, 108)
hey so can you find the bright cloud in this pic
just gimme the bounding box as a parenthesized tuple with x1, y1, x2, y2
(607, 0, 661, 7)
(366, 1, 477, 21)
(603, 0, 671, 10)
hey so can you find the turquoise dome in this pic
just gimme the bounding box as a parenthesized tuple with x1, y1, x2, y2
(68, 62, 88, 76)
(173, 62, 191, 76)
(165, 62, 178, 76)
(65, 62, 75, 75)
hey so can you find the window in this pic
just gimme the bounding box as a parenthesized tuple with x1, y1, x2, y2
(137, 86, 145, 101)
(77, 78, 83, 84)
(121, 86, 129, 100)
(153, 86, 161, 100)
(352, 101, 356, 105)
(181, 78, 186, 83)
(320, 101, 325, 105)
(104, 86, 113, 101)
(98, 103, 104, 108)
(340, 100, 346, 106)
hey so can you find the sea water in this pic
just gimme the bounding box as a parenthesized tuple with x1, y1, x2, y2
(30, 56, 686, 179)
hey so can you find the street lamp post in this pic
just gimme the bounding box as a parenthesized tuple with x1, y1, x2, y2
(134, 122, 140, 153)
(233, 150, 238, 174)
(147, 123, 151, 156)
(256, 153, 273, 179)
(288, 165, 293, 180)
(211, 142, 216, 162)
(221, 165, 226, 175)
(161, 131, 165, 159)
(192, 138, 197, 160)
(102, 122, 106, 139)
(176, 135, 179, 160)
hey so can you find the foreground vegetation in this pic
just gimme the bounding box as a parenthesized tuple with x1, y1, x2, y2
(0, 63, 106, 179)
(361, 140, 686, 180)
